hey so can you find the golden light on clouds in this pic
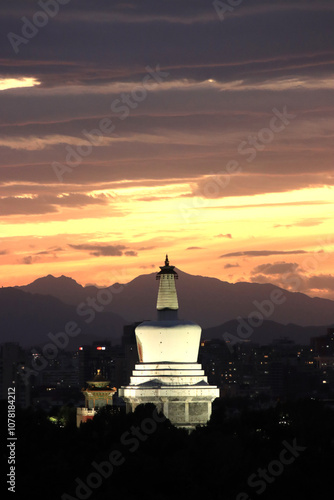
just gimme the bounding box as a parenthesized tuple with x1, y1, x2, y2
(1, 181, 333, 296)
(0, 77, 41, 91)
(1, 1, 333, 300)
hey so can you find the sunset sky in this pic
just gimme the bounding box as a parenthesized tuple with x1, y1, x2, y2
(1, 0, 334, 299)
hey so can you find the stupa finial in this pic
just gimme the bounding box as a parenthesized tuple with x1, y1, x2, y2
(165, 254, 169, 266)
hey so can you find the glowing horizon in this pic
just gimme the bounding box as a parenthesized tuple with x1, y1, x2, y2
(1, 1, 333, 300)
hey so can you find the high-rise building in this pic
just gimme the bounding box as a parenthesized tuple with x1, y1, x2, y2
(119, 256, 219, 429)
(312, 328, 334, 390)
(78, 341, 125, 389)
(0, 342, 31, 408)
(33, 350, 79, 388)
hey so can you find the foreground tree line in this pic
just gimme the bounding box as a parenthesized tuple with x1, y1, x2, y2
(1, 398, 333, 499)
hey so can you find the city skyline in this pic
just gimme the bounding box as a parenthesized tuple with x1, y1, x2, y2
(0, 1, 333, 301)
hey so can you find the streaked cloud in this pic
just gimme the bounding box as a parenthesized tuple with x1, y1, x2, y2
(220, 250, 308, 258)
(224, 263, 240, 269)
(0, 77, 40, 91)
(18, 255, 39, 265)
(308, 274, 334, 291)
(68, 243, 138, 257)
(250, 271, 334, 300)
(274, 218, 325, 228)
(252, 262, 300, 275)
(0, 193, 110, 216)
(68, 243, 127, 257)
(215, 234, 232, 239)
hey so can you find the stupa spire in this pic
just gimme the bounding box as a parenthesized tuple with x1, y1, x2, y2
(156, 255, 178, 319)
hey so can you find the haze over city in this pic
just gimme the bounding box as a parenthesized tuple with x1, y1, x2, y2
(0, 0, 333, 301)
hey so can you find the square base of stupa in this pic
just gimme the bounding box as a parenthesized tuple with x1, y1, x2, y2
(119, 363, 220, 429)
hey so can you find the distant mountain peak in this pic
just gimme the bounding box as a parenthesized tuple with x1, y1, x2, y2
(28, 274, 83, 286)
(19, 273, 88, 305)
(14, 270, 334, 329)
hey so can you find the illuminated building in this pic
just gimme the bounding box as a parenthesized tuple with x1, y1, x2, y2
(76, 369, 116, 427)
(119, 256, 219, 429)
(312, 328, 334, 389)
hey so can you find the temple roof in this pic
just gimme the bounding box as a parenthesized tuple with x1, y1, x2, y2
(92, 369, 106, 382)
(84, 369, 112, 390)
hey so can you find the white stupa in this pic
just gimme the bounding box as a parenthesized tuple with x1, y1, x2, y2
(119, 256, 219, 429)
